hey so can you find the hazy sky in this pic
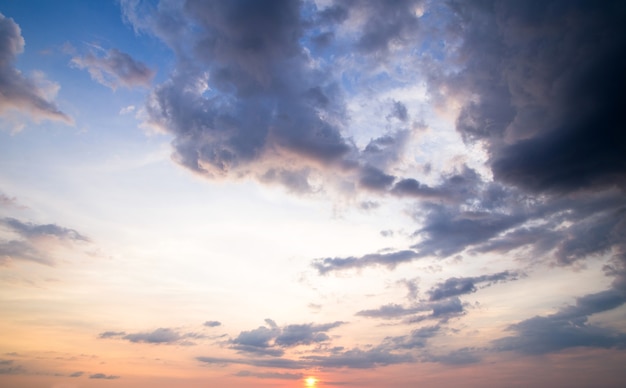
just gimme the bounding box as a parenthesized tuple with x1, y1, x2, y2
(1, 1, 625, 387)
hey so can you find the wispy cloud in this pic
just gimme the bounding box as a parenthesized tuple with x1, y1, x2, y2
(71, 48, 155, 90)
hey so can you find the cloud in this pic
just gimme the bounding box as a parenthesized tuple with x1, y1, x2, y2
(234, 370, 303, 380)
(428, 1, 626, 193)
(230, 319, 344, 356)
(0, 13, 72, 124)
(199, 345, 413, 370)
(356, 297, 465, 324)
(89, 373, 120, 379)
(69, 371, 84, 377)
(0, 359, 23, 375)
(98, 331, 126, 339)
(427, 271, 520, 301)
(71, 48, 155, 90)
(313, 249, 420, 274)
(494, 289, 626, 355)
(99, 327, 204, 345)
(0, 217, 89, 242)
(197, 356, 304, 370)
(203, 320, 222, 327)
(304, 346, 414, 369)
(0, 217, 90, 266)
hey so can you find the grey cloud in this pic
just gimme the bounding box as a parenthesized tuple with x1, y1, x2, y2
(0, 13, 71, 123)
(275, 322, 344, 347)
(381, 325, 441, 350)
(358, 165, 395, 191)
(362, 130, 411, 170)
(0, 360, 23, 375)
(123, 328, 182, 344)
(0, 240, 48, 265)
(71, 48, 155, 90)
(357, 297, 465, 324)
(387, 100, 408, 122)
(136, 0, 354, 182)
(99, 327, 204, 345)
(69, 371, 83, 377)
(423, 348, 481, 365)
(352, 0, 423, 54)
(494, 289, 626, 355)
(98, 331, 126, 339)
(1, 217, 89, 242)
(0, 217, 89, 266)
(313, 249, 420, 274)
(197, 356, 304, 370)
(439, 0, 626, 193)
(235, 370, 303, 380)
(89, 373, 120, 379)
(230, 319, 344, 356)
(304, 346, 413, 369)
(427, 271, 520, 301)
(204, 320, 222, 327)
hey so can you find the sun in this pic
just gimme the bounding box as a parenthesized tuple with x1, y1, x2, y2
(305, 376, 318, 387)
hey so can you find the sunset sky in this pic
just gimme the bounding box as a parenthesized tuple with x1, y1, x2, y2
(1, 1, 625, 387)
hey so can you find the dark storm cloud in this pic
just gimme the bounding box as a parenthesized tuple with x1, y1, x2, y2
(71, 48, 155, 90)
(0, 13, 71, 123)
(494, 288, 626, 355)
(427, 271, 520, 301)
(441, 0, 626, 193)
(229, 319, 344, 356)
(89, 373, 120, 379)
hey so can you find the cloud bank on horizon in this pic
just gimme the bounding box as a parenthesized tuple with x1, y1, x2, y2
(1, 0, 625, 386)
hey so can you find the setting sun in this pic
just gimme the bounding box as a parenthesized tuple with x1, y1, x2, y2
(305, 376, 318, 387)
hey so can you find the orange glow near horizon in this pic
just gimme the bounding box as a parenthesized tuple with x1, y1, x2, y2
(305, 376, 318, 387)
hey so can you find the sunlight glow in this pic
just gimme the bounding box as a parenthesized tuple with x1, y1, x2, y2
(305, 376, 318, 387)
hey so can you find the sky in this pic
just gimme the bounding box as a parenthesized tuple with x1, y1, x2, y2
(0, 0, 625, 387)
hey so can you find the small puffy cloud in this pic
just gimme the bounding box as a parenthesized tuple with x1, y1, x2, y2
(0, 13, 72, 125)
(203, 320, 222, 327)
(72, 48, 155, 90)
